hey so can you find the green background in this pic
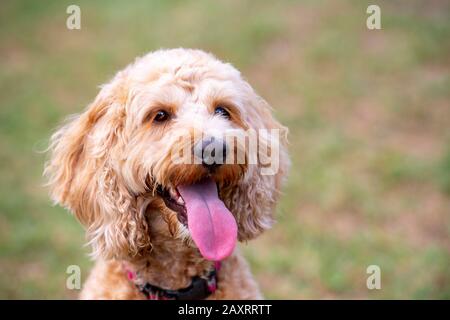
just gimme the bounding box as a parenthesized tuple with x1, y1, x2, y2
(0, 0, 449, 299)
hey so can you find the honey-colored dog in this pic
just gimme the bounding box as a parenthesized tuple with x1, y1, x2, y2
(45, 49, 289, 299)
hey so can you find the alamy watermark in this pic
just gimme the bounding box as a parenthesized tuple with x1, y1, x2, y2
(66, 265, 81, 290)
(366, 265, 381, 290)
(169, 128, 283, 176)
(66, 5, 81, 30)
(366, 5, 381, 30)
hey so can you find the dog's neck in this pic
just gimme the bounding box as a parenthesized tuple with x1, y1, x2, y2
(125, 212, 214, 290)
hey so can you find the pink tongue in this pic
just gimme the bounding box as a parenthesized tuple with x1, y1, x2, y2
(178, 179, 237, 261)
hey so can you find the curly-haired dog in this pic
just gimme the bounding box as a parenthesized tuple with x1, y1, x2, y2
(45, 49, 289, 299)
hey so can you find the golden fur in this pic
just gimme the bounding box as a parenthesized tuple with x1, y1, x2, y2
(44, 48, 289, 299)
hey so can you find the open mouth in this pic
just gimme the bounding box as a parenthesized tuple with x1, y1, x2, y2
(156, 184, 188, 226)
(155, 178, 238, 261)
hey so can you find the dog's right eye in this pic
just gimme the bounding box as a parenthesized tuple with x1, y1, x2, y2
(153, 110, 170, 123)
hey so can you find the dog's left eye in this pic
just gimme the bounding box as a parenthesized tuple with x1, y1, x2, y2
(153, 110, 170, 123)
(214, 106, 231, 119)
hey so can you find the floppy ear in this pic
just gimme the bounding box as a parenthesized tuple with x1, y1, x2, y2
(225, 85, 289, 241)
(44, 82, 151, 259)
(44, 91, 109, 218)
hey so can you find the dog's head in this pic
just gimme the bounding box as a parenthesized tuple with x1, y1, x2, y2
(44, 49, 289, 261)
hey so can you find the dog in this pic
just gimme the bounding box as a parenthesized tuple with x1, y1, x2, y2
(44, 48, 289, 299)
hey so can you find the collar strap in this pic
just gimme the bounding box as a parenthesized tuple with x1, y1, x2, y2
(126, 262, 221, 300)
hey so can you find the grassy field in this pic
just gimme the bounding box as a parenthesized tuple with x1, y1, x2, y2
(0, 0, 449, 299)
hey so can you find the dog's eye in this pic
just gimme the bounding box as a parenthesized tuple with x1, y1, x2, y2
(153, 110, 170, 123)
(214, 106, 231, 119)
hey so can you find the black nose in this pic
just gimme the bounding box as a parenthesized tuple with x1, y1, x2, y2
(195, 136, 227, 170)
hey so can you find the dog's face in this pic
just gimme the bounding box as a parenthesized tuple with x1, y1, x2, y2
(45, 49, 289, 260)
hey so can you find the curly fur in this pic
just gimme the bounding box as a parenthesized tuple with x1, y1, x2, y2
(44, 48, 289, 299)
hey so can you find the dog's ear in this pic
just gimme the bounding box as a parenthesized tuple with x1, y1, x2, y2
(44, 90, 110, 217)
(225, 85, 289, 241)
(44, 80, 151, 259)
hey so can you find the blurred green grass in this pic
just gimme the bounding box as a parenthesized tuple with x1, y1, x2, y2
(0, 0, 449, 299)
